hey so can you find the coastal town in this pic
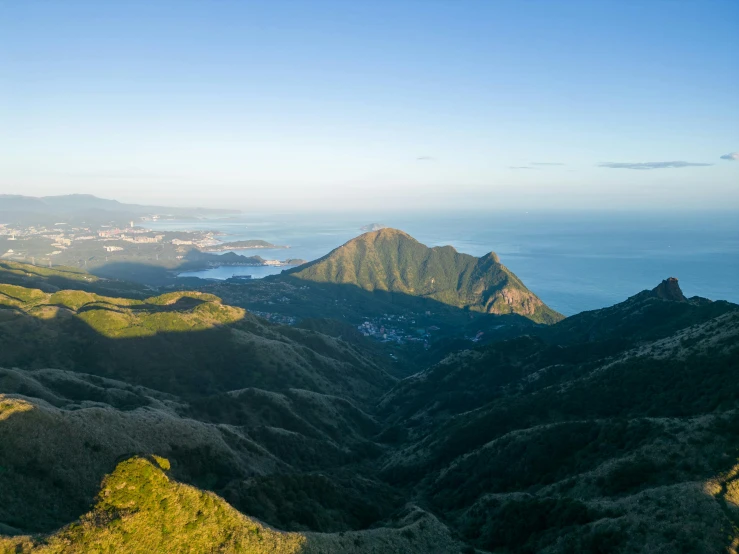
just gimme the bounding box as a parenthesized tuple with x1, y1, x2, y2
(0, 219, 297, 275)
(357, 314, 437, 348)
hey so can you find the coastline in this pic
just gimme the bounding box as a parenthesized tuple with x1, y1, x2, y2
(201, 245, 290, 252)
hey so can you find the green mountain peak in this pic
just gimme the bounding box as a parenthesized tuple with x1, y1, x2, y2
(285, 229, 562, 324)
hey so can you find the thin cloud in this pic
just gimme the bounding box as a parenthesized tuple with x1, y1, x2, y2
(530, 162, 565, 166)
(509, 166, 538, 170)
(720, 152, 739, 161)
(599, 161, 712, 170)
(416, 156, 436, 161)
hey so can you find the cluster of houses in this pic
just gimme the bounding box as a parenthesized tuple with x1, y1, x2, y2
(250, 311, 297, 326)
(357, 316, 436, 347)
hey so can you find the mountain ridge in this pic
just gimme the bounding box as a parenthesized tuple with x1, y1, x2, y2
(284, 228, 563, 324)
(2, 254, 739, 552)
(0, 193, 238, 215)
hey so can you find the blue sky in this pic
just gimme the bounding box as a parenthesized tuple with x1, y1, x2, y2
(1, 0, 737, 210)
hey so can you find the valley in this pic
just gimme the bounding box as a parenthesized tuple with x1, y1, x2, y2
(1, 227, 738, 553)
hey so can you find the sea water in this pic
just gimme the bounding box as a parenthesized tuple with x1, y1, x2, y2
(150, 211, 739, 316)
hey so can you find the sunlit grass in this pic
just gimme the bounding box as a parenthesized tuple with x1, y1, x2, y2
(704, 462, 739, 554)
(0, 395, 33, 422)
(0, 456, 306, 554)
(0, 284, 244, 338)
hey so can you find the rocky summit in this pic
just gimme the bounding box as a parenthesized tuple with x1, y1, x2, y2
(651, 277, 688, 302)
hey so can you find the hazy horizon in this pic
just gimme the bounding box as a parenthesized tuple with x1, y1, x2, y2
(2, 1, 737, 210)
(7, 191, 739, 216)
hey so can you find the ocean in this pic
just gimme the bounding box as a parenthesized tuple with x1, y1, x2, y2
(149, 211, 739, 316)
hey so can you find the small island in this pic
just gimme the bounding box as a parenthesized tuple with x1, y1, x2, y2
(203, 240, 288, 252)
(360, 223, 387, 232)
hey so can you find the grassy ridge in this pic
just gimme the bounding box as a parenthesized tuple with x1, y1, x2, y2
(0, 261, 92, 282)
(0, 456, 306, 554)
(0, 280, 394, 402)
(0, 284, 244, 338)
(5, 256, 739, 552)
(0, 454, 463, 554)
(0, 261, 150, 298)
(379, 286, 739, 553)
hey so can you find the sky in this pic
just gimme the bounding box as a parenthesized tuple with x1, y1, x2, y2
(1, 0, 737, 211)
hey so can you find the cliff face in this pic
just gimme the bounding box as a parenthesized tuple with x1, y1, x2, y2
(284, 228, 563, 324)
(652, 277, 688, 302)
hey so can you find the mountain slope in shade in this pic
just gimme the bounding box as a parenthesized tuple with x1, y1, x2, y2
(3, 263, 739, 553)
(0, 455, 462, 554)
(542, 277, 734, 346)
(0, 279, 395, 404)
(284, 228, 563, 324)
(377, 280, 739, 553)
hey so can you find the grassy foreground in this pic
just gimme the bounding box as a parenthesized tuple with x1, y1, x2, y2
(0, 456, 306, 554)
(0, 454, 463, 554)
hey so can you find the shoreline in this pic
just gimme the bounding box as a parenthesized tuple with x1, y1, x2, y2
(175, 259, 305, 277)
(201, 245, 290, 252)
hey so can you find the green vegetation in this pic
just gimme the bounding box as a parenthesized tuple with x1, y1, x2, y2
(0, 261, 93, 283)
(0, 455, 462, 554)
(0, 456, 307, 554)
(285, 228, 563, 323)
(0, 285, 394, 401)
(0, 284, 244, 338)
(0, 396, 33, 421)
(379, 281, 739, 552)
(1, 257, 738, 553)
(0, 261, 152, 298)
(462, 496, 597, 552)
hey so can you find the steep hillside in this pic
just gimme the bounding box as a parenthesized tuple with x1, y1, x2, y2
(0, 281, 400, 542)
(0, 261, 149, 298)
(0, 456, 463, 554)
(284, 228, 562, 324)
(2, 271, 739, 553)
(0, 367, 463, 552)
(0, 366, 400, 538)
(0, 283, 393, 402)
(0, 284, 244, 337)
(378, 280, 739, 552)
(541, 277, 734, 345)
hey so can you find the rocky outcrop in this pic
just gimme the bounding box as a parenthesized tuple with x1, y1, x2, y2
(652, 277, 688, 302)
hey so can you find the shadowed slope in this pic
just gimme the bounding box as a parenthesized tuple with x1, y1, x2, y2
(0, 261, 149, 299)
(542, 277, 735, 346)
(377, 281, 739, 553)
(0, 284, 244, 338)
(0, 283, 394, 402)
(1, 456, 306, 554)
(0, 456, 463, 554)
(0, 368, 396, 537)
(0, 384, 280, 533)
(283, 228, 563, 324)
(4, 269, 739, 552)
